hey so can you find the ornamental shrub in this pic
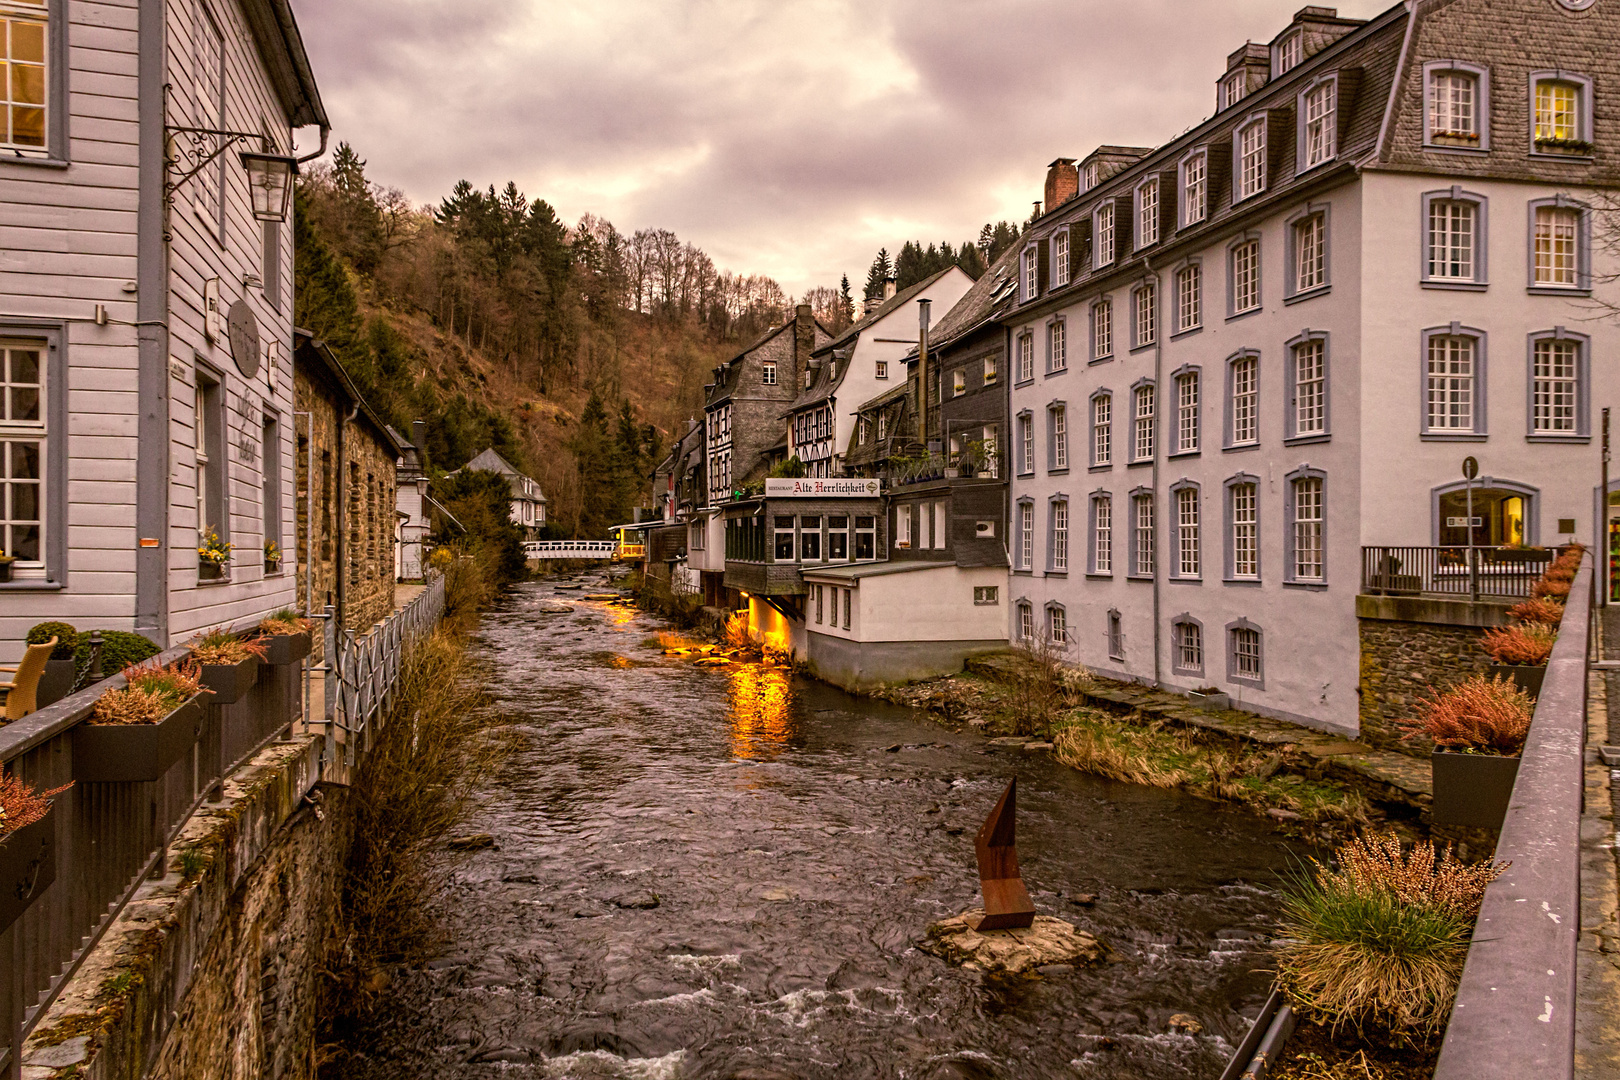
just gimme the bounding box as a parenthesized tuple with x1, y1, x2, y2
(70, 631, 162, 690)
(1479, 622, 1558, 666)
(1401, 674, 1533, 755)
(25, 622, 77, 661)
(1507, 597, 1564, 624)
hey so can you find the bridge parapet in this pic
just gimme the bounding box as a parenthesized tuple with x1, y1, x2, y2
(524, 541, 620, 559)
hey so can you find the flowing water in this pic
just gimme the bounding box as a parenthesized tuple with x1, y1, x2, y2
(337, 577, 1313, 1080)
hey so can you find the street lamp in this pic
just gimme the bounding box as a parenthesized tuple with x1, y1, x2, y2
(238, 151, 299, 222)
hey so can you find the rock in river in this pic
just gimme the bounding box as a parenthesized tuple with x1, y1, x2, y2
(921, 911, 1103, 976)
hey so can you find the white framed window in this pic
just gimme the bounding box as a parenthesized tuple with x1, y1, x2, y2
(1230, 623, 1263, 682)
(1082, 160, 1098, 192)
(828, 515, 848, 560)
(1093, 494, 1112, 574)
(1019, 413, 1034, 474)
(1425, 63, 1487, 148)
(1231, 238, 1260, 315)
(1229, 353, 1259, 447)
(774, 514, 797, 561)
(1229, 480, 1258, 579)
(1132, 492, 1155, 576)
(1019, 502, 1034, 570)
(1531, 73, 1591, 151)
(1094, 202, 1115, 267)
(1092, 298, 1113, 360)
(1050, 404, 1068, 470)
(1174, 619, 1203, 673)
(855, 515, 876, 560)
(984, 354, 997, 383)
(1528, 331, 1589, 439)
(877, 413, 887, 440)
(1293, 212, 1326, 294)
(953, 369, 966, 396)
(1276, 31, 1302, 75)
(1050, 319, 1067, 373)
(1048, 605, 1068, 646)
(1175, 486, 1200, 577)
(875, 360, 887, 380)
(1092, 393, 1111, 467)
(1532, 202, 1585, 290)
(1022, 245, 1038, 300)
(1176, 264, 1201, 333)
(1107, 609, 1124, 660)
(1, 2, 47, 153)
(193, 2, 225, 230)
(1174, 369, 1199, 454)
(1424, 191, 1485, 284)
(974, 586, 998, 606)
(1133, 281, 1156, 348)
(1181, 151, 1207, 227)
(1051, 499, 1069, 572)
(0, 337, 46, 567)
(1018, 601, 1034, 642)
(1292, 337, 1327, 438)
(761, 361, 777, 385)
(1236, 118, 1267, 201)
(1052, 230, 1071, 288)
(1133, 383, 1155, 461)
(1222, 70, 1246, 111)
(1137, 178, 1159, 248)
(1289, 473, 1324, 582)
(1018, 332, 1035, 382)
(1300, 80, 1337, 170)
(1424, 330, 1481, 434)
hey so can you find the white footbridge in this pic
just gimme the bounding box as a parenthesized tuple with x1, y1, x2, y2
(524, 540, 622, 560)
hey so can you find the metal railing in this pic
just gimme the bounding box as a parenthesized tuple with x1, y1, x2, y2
(1360, 545, 1554, 600)
(523, 539, 618, 559)
(890, 448, 1000, 486)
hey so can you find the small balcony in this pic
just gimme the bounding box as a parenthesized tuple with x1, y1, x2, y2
(1360, 545, 1554, 601)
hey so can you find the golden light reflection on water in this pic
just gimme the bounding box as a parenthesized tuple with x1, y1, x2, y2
(605, 603, 639, 629)
(727, 663, 798, 760)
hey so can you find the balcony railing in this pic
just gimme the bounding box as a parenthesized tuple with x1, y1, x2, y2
(1360, 545, 1554, 601)
(890, 449, 1000, 486)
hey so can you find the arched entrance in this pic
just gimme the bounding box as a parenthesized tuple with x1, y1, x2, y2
(1431, 480, 1538, 548)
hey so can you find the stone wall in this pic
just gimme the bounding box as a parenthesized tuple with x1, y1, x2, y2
(1357, 595, 1509, 753)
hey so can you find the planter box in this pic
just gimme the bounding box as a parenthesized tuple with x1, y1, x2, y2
(1431, 750, 1521, 830)
(260, 631, 311, 667)
(0, 808, 57, 933)
(0, 560, 13, 583)
(72, 691, 213, 782)
(198, 656, 259, 705)
(1489, 663, 1545, 698)
(198, 561, 224, 581)
(37, 658, 76, 710)
(264, 559, 281, 574)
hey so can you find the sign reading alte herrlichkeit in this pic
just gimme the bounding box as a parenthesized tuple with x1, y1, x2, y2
(764, 478, 882, 497)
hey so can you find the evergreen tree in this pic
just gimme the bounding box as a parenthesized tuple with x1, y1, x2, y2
(862, 248, 892, 300)
(838, 275, 855, 325)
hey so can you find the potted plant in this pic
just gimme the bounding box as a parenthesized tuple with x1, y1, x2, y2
(1479, 622, 1557, 697)
(0, 773, 69, 932)
(256, 609, 313, 667)
(197, 527, 231, 581)
(187, 627, 267, 705)
(264, 538, 282, 574)
(1403, 675, 1533, 830)
(73, 663, 213, 782)
(27, 622, 79, 710)
(0, 549, 14, 583)
(1188, 686, 1230, 712)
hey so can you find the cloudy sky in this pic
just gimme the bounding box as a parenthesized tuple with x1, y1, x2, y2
(294, 0, 1390, 295)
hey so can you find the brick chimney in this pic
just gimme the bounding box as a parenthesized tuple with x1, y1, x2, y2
(1044, 158, 1078, 213)
(793, 303, 814, 393)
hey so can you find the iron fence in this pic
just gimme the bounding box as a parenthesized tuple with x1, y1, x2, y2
(1360, 545, 1553, 600)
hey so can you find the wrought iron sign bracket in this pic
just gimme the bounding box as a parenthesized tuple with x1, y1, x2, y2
(160, 84, 268, 240)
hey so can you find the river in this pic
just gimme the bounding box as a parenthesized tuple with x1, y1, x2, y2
(335, 577, 1311, 1080)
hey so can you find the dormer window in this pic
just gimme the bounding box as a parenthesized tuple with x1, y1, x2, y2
(1530, 72, 1593, 156)
(1180, 150, 1207, 227)
(1425, 63, 1486, 148)
(1022, 245, 1038, 300)
(1235, 118, 1267, 201)
(1094, 202, 1116, 267)
(1051, 230, 1070, 288)
(1300, 80, 1337, 170)
(762, 361, 777, 385)
(1276, 32, 1303, 76)
(1136, 178, 1159, 249)
(1222, 71, 1246, 110)
(1082, 161, 1098, 191)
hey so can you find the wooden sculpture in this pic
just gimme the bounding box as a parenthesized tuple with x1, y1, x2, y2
(972, 777, 1036, 931)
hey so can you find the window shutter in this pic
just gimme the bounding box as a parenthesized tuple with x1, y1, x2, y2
(1334, 67, 1363, 149)
(1159, 168, 1178, 241)
(1037, 236, 1050, 294)
(1268, 107, 1295, 185)
(1205, 141, 1232, 217)
(1114, 193, 1134, 257)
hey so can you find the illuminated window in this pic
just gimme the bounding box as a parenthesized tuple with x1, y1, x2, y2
(1, 0, 46, 152)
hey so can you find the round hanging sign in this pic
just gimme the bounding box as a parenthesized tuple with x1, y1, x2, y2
(227, 299, 261, 379)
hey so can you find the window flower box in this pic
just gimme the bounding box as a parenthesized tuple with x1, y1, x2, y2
(264, 559, 281, 574)
(260, 630, 311, 667)
(198, 560, 224, 582)
(0, 806, 57, 933)
(197, 655, 260, 706)
(1534, 137, 1594, 155)
(1431, 749, 1520, 829)
(73, 690, 214, 783)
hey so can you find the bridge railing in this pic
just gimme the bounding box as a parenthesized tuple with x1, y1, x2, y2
(523, 540, 619, 558)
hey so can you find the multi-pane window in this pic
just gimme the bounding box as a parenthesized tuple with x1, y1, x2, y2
(1095, 202, 1115, 266)
(1230, 354, 1258, 445)
(0, 339, 44, 563)
(1108, 610, 1124, 660)
(1294, 214, 1326, 293)
(828, 515, 849, 560)
(1293, 339, 1326, 437)
(1093, 298, 1113, 360)
(1182, 152, 1206, 226)
(1232, 240, 1260, 313)
(1, 1, 46, 151)
(1232, 626, 1262, 680)
(1018, 333, 1034, 381)
(1051, 405, 1068, 469)
(1018, 602, 1034, 642)
(1532, 338, 1579, 434)
(1019, 414, 1034, 474)
(1138, 179, 1159, 248)
(1428, 200, 1476, 280)
(1094, 495, 1112, 573)
(855, 516, 876, 559)
(1175, 371, 1199, 453)
(1134, 282, 1156, 348)
(1019, 502, 1034, 569)
(1092, 394, 1111, 466)
(1177, 265, 1201, 332)
(1022, 246, 1038, 300)
(761, 362, 777, 385)
(194, 2, 224, 223)
(774, 515, 796, 561)
(1430, 70, 1478, 139)
(1051, 500, 1069, 571)
(1231, 482, 1258, 578)
(1426, 334, 1476, 431)
(1237, 120, 1266, 201)
(1176, 486, 1200, 577)
(1223, 71, 1246, 110)
(1133, 384, 1155, 460)
(1534, 206, 1580, 288)
(1133, 493, 1155, 575)
(1292, 476, 1324, 581)
(1278, 33, 1302, 74)
(1302, 82, 1337, 169)
(1534, 79, 1580, 143)
(1048, 606, 1067, 646)
(1052, 231, 1070, 288)
(1050, 320, 1067, 373)
(1083, 161, 1098, 191)
(800, 516, 822, 561)
(1176, 621, 1203, 671)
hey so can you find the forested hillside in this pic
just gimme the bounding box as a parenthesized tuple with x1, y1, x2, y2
(293, 143, 1015, 537)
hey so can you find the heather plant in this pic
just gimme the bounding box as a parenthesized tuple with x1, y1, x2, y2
(1275, 831, 1505, 1043)
(187, 626, 268, 666)
(259, 608, 313, 636)
(90, 662, 205, 726)
(1532, 577, 1572, 601)
(0, 772, 69, 839)
(1507, 597, 1564, 624)
(1401, 675, 1533, 755)
(1479, 622, 1558, 666)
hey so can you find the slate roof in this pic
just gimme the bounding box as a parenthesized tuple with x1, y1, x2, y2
(921, 243, 1022, 356)
(452, 447, 546, 504)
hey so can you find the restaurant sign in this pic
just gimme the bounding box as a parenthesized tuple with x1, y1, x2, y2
(765, 478, 882, 497)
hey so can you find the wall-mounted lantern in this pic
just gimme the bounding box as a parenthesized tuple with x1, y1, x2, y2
(238, 151, 299, 222)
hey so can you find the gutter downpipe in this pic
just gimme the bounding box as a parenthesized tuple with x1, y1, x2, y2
(1145, 255, 1163, 691)
(335, 401, 359, 630)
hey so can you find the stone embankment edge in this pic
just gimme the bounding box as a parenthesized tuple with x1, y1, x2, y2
(18, 734, 328, 1080)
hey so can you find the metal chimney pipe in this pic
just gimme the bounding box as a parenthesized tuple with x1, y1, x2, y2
(916, 299, 932, 444)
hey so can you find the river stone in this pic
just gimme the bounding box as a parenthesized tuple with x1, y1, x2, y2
(448, 834, 497, 851)
(25, 1037, 90, 1069)
(922, 911, 1103, 976)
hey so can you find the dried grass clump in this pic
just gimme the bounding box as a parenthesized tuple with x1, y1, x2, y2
(187, 626, 268, 666)
(1275, 831, 1505, 1043)
(0, 773, 69, 838)
(1479, 622, 1558, 665)
(1507, 597, 1565, 625)
(1400, 675, 1532, 754)
(259, 608, 313, 635)
(89, 662, 204, 726)
(1000, 634, 1085, 737)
